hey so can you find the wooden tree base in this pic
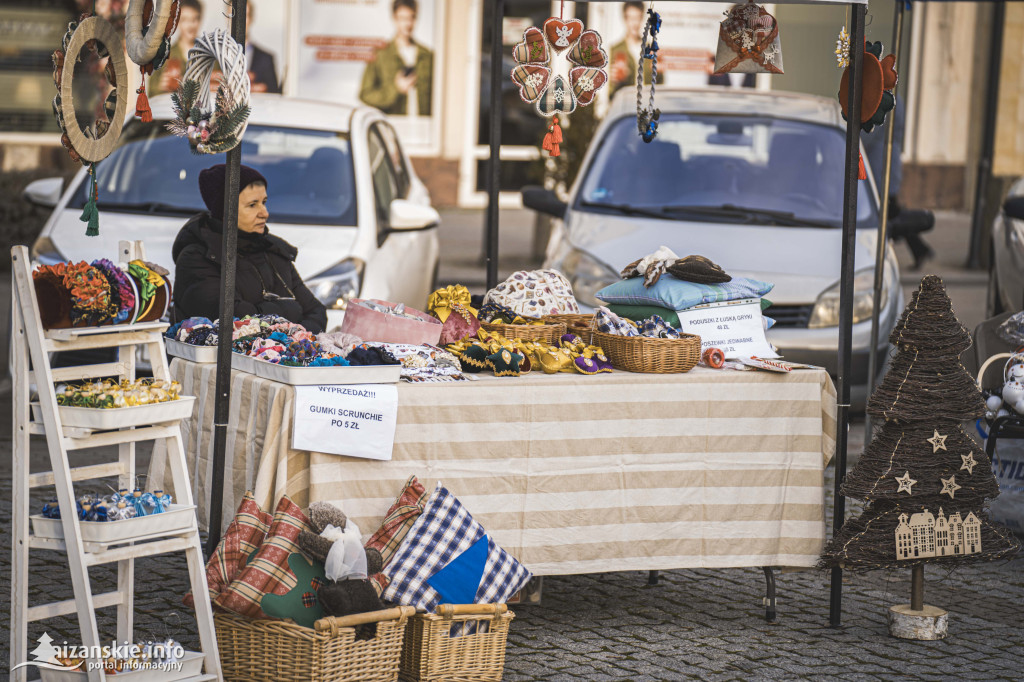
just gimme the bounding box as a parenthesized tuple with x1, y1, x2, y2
(887, 604, 948, 640)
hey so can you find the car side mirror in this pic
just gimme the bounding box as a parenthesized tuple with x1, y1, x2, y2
(522, 185, 567, 219)
(387, 199, 440, 231)
(23, 177, 63, 208)
(1004, 196, 1024, 222)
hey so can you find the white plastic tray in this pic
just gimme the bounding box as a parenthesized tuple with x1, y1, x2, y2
(31, 504, 197, 545)
(52, 397, 196, 429)
(165, 338, 218, 363)
(39, 650, 204, 681)
(253, 358, 402, 385)
(231, 353, 257, 374)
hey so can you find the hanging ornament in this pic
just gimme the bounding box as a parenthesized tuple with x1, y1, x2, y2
(839, 40, 898, 133)
(713, 1, 784, 75)
(636, 8, 661, 143)
(835, 26, 850, 68)
(125, 0, 181, 122)
(510, 11, 608, 157)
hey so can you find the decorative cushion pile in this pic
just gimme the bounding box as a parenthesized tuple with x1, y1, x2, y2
(596, 274, 773, 311)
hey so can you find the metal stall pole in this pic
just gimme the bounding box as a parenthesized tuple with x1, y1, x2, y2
(966, 1, 1006, 270)
(865, 0, 905, 437)
(484, 0, 506, 291)
(206, 0, 247, 555)
(829, 1, 866, 628)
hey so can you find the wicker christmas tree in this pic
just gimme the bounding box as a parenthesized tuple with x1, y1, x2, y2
(821, 276, 1019, 636)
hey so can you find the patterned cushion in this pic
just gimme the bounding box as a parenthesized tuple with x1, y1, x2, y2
(211, 496, 312, 620)
(365, 476, 428, 596)
(184, 491, 271, 609)
(596, 274, 774, 311)
(382, 484, 532, 614)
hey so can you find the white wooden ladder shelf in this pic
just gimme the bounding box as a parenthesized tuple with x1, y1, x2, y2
(8, 243, 222, 682)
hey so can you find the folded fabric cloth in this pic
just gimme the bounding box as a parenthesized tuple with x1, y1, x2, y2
(607, 304, 680, 328)
(595, 307, 639, 337)
(638, 315, 681, 339)
(597, 274, 774, 310)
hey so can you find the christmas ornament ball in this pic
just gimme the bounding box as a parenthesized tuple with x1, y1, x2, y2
(987, 394, 1004, 412)
(998, 408, 1011, 420)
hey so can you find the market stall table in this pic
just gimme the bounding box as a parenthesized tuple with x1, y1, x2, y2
(152, 358, 836, 578)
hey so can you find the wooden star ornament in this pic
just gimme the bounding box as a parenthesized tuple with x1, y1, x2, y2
(926, 429, 948, 453)
(894, 471, 917, 495)
(940, 475, 961, 499)
(960, 451, 977, 475)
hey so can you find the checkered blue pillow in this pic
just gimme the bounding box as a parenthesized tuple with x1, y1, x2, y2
(382, 484, 531, 614)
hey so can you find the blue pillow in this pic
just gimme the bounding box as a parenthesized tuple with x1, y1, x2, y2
(596, 274, 774, 311)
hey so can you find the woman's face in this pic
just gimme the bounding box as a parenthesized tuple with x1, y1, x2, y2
(178, 7, 200, 43)
(238, 183, 269, 234)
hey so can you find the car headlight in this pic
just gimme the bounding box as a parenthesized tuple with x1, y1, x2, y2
(808, 266, 892, 328)
(307, 258, 364, 310)
(560, 248, 619, 308)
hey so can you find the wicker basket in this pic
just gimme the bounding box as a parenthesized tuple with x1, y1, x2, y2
(578, 329, 702, 373)
(480, 321, 566, 344)
(399, 604, 514, 682)
(545, 313, 595, 334)
(215, 606, 415, 682)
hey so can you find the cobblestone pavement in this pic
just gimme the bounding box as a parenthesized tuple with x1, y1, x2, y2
(2, 413, 1022, 681)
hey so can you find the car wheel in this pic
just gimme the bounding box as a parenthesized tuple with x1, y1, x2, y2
(987, 254, 1006, 318)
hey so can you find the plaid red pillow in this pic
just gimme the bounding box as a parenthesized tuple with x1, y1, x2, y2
(184, 491, 271, 609)
(365, 476, 428, 596)
(211, 495, 312, 619)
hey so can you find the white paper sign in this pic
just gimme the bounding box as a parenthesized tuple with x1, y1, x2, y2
(676, 299, 778, 359)
(292, 384, 399, 461)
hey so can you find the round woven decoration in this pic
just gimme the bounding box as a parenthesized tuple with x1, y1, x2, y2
(58, 16, 129, 164)
(169, 29, 251, 154)
(125, 0, 178, 66)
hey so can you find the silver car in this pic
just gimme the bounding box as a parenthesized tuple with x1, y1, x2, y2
(526, 87, 903, 400)
(988, 177, 1024, 317)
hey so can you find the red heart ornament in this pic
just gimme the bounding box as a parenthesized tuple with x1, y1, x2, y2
(568, 30, 607, 68)
(569, 67, 607, 107)
(511, 64, 551, 103)
(543, 17, 583, 53)
(513, 27, 549, 64)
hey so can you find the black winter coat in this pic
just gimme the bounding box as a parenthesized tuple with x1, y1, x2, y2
(171, 213, 328, 333)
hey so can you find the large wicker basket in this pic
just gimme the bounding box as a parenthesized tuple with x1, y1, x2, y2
(480, 321, 566, 344)
(399, 604, 514, 682)
(215, 606, 415, 682)
(545, 313, 594, 334)
(582, 329, 702, 373)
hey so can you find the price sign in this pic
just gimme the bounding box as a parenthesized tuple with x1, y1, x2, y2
(676, 299, 778, 359)
(292, 384, 399, 461)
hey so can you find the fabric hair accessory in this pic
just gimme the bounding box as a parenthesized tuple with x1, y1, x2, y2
(91, 259, 137, 324)
(127, 260, 171, 322)
(713, 2, 783, 75)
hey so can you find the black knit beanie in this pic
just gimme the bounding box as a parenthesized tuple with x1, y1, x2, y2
(198, 164, 268, 219)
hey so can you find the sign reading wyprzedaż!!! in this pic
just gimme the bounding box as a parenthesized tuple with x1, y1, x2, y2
(292, 384, 399, 460)
(676, 299, 778, 360)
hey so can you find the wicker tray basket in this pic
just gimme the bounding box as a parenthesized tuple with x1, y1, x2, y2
(545, 313, 595, 334)
(576, 329, 702, 373)
(480, 321, 566, 344)
(215, 606, 414, 682)
(400, 604, 514, 682)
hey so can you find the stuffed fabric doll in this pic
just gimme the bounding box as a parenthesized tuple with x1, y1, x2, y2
(297, 502, 384, 638)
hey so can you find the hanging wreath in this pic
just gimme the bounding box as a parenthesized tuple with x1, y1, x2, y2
(167, 29, 252, 154)
(125, 0, 181, 122)
(51, 14, 129, 236)
(637, 9, 661, 143)
(509, 16, 607, 156)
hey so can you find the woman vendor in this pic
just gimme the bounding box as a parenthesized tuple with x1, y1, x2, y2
(172, 164, 328, 333)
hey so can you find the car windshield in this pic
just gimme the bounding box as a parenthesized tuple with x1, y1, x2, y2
(577, 113, 878, 228)
(69, 122, 357, 225)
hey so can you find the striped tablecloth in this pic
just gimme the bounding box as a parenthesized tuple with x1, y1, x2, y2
(152, 359, 836, 574)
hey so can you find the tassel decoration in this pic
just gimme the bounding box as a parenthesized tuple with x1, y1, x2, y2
(135, 66, 153, 122)
(858, 153, 867, 181)
(79, 164, 100, 236)
(542, 116, 563, 157)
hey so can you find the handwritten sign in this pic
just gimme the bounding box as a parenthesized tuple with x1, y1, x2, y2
(292, 384, 399, 460)
(676, 299, 778, 359)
